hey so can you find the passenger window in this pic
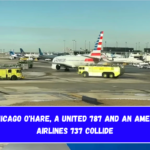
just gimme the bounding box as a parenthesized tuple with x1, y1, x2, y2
(8, 69, 11, 73)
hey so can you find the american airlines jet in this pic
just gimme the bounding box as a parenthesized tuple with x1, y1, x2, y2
(51, 31, 104, 71)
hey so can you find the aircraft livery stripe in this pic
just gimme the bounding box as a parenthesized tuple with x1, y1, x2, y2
(91, 53, 101, 56)
(91, 31, 104, 58)
(84, 58, 94, 62)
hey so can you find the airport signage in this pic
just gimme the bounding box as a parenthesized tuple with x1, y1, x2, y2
(0, 106, 150, 143)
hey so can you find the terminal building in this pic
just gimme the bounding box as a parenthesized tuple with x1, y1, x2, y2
(103, 47, 134, 57)
(103, 47, 134, 52)
(73, 50, 91, 55)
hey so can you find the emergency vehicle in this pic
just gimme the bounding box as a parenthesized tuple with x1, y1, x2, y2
(78, 65, 124, 78)
(0, 68, 24, 80)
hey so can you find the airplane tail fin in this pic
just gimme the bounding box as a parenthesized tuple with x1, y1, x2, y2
(20, 48, 25, 55)
(9, 51, 14, 56)
(90, 31, 104, 59)
(39, 48, 43, 55)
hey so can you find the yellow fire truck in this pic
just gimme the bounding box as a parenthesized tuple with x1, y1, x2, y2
(78, 65, 124, 78)
(0, 68, 24, 80)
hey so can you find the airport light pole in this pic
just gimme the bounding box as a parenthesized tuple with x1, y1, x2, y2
(105, 41, 106, 47)
(72, 40, 75, 51)
(85, 40, 86, 50)
(76, 41, 77, 50)
(136, 43, 137, 50)
(146, 42, 149, 48)
(89, 41, 90, 51)
(63, 40, 65, 53)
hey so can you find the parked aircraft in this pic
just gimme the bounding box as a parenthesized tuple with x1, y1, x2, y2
(20, 48, 39, 58)
(9, 50, 21, 60)
(102, 54, 143, 64)
(38, 49, 70, 61)
(38, 48, 58, 61)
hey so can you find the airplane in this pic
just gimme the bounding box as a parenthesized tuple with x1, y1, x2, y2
(51, 31, 104, 71)
(51, 31, 145, 71)
(38, 48, 58, 61)
(20, 48, 39, 58)
(102, 53, 144, 64)
(9, 50, 21, 60)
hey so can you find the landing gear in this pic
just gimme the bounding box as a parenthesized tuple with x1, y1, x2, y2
(56, 65, 60, 70)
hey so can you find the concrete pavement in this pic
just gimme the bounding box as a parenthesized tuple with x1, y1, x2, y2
(0, 59, 150, 106)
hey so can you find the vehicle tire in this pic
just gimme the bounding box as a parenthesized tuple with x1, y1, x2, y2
(11, 75, 18, 80)
(102, 73, 108, 78)
(109, 73, 114, 78)
(56, 65, 60, 70)
(82, 72, 88, 78)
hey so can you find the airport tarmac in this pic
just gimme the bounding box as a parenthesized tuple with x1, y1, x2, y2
(0, 59, 150, 149)
(0, 59, 150, 106)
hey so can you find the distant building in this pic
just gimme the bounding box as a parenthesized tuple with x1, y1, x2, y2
(103, 47, 134, 52)
(144, 48, 150, 53)
(73, 50, 91, 55)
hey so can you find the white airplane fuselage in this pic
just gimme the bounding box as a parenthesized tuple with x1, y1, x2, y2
(113, 58, 143, 63)
(51, 55, 98, 70)
(9, 54, 18, 59)
(24, 54, 39, 58)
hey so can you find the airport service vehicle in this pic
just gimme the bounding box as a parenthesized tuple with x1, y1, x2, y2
(78, 65, 124, 78)
(20, 56, 33, 61)
(0, 68, 24, 80)
(18, 60, 33, 69)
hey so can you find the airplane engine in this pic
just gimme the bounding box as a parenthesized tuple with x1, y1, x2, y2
(56, 65, 61, 70)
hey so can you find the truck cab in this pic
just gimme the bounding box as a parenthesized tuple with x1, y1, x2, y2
(0, 68, 24, 80)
